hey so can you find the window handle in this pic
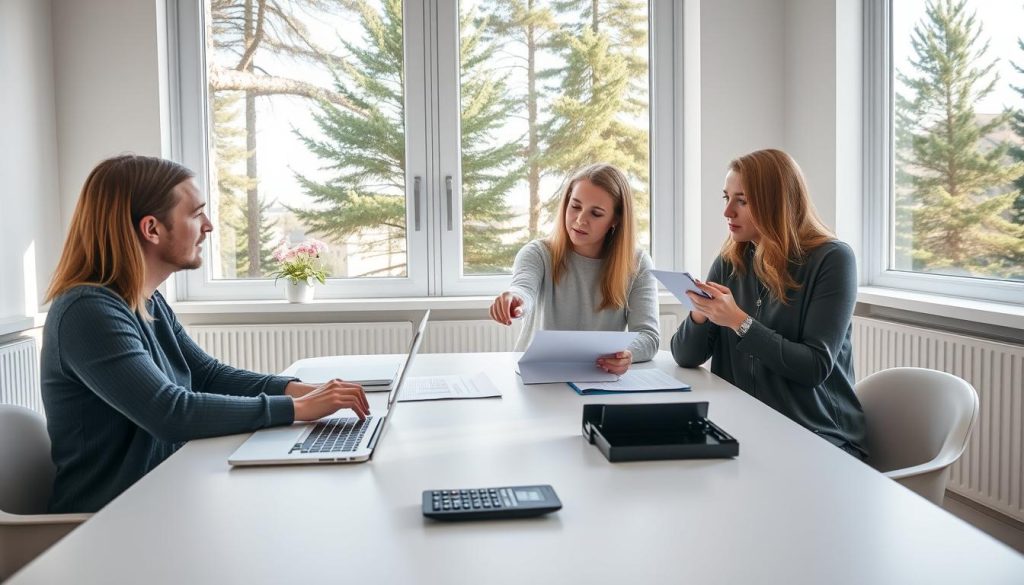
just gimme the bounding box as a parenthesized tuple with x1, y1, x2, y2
(414, 176, 422, 231)
(445, 175, 454, 231)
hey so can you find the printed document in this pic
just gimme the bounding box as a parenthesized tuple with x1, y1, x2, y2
(517, 330, 639, 384)
(569, 368, 691, 395)
(651, 269, 712, 311)
(398, 371, 501, 402)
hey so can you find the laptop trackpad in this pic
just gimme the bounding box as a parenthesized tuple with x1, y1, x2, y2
(242, 424, 307, 451)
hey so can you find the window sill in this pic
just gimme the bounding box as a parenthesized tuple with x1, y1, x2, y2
(857, 286, 1024, 331)
(170, 291, 684, 316)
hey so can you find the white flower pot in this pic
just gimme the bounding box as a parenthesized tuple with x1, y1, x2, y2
(285, 279, 315, 303)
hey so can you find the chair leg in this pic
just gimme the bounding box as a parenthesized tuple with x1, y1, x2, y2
(895, 468, 951, 506)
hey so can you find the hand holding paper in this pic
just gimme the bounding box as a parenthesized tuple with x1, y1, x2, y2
(518, 330, 638, 384)
(651, 269, 712, 311)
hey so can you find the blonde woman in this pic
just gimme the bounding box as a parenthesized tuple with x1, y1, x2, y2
(489, 163, 660, 375)
(671, 149, 865, 459)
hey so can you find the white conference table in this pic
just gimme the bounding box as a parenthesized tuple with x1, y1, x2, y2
(11, 352, 1024, 584)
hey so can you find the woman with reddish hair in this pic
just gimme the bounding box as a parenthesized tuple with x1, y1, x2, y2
(671, 149, 866, 459)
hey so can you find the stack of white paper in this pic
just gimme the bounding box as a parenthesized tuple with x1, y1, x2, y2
(517, 330, 639, 384)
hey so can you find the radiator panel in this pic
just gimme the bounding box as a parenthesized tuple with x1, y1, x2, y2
(0, 337, 42, 414)
(186, 322, 412, 375)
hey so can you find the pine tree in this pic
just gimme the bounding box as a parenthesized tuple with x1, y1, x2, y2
(544, 0, 650, 239)
(293, 0, 521, 276)
(486, 1, 559, 240)
(1009, 37, 1024, 228)
(894, 0, 1024, 278)
(209, 0, 357, 276)
(210, 92, 278, 277)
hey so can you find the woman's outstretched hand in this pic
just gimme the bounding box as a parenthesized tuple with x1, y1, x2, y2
(489, 291, 525, 326)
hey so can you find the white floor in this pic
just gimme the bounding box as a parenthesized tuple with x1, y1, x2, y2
(943, 492, 1024, 555)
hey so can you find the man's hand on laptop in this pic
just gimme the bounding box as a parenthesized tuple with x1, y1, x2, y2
(288, 380, 370, 421)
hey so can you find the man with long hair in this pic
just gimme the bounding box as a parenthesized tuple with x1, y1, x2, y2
(42, 155, 369, 513)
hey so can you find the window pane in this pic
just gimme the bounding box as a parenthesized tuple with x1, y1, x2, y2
(892, 0, 1024, 282)
(206, 0, 408, 281)
(457, 0, 651, 276)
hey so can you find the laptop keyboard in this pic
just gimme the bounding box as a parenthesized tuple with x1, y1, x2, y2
(293, 416, 375, 454)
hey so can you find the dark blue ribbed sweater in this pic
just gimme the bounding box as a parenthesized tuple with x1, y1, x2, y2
(41, 286, 295, 513)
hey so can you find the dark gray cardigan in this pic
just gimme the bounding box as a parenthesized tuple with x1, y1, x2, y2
(670, 241, 866, 458)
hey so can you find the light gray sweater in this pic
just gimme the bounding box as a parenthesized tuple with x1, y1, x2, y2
(507, 240, 660, 361)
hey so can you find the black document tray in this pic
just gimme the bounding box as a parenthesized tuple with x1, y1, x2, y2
(582, 402, 738, 462)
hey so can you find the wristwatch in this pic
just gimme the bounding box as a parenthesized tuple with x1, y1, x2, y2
(736, 315, 753, 337)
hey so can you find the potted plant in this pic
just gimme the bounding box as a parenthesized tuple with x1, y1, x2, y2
(271, 238, 329, 303)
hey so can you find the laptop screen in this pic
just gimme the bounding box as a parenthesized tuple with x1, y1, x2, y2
(380, 311, 428, 415)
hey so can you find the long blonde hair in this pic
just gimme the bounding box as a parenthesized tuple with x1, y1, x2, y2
(45, 155, 194, 315)
(721, 149, 834, 303)
(547, 163, 638, 311)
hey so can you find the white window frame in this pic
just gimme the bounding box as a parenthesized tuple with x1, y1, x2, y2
(169, 0, 686, 301)
(863, 0, 1024, 305)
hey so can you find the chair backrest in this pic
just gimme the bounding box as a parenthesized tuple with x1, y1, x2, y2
(855, 367, 978, 474)
(0, 405, 56, 515)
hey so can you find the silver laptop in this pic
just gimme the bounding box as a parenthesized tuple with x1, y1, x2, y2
(228, 310, 430, 466)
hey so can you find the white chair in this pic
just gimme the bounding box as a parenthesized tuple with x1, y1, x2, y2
(855, 367, 979, 506)
(0, 405, 90, 580)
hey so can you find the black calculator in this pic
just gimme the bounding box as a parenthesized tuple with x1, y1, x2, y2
(422, 485, 562, 521)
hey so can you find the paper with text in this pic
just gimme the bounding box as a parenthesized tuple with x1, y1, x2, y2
(569, 368, 691, 394)
(398, 372, 501, 402)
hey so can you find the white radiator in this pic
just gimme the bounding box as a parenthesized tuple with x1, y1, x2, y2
(423, 320, 522, 353)
(0, 337, 42, 414)
(187, 322, 412, 375)
(852, 316, 1024, 523)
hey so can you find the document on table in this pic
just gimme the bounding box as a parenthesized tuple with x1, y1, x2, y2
(398, 371, 501, 402)
(651, 269, 712, 311)
(517, 330, 639, 384)
(568, 368, 691, 395)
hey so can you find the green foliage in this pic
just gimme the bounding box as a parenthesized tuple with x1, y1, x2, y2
(1009, 38, 1024, 228)
(543, 0, 650, 237)
(894, 0, 1024, 279)
(294, 0, 523, 275)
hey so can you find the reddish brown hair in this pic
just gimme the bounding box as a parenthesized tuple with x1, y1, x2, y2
(721, 149, 834, 303)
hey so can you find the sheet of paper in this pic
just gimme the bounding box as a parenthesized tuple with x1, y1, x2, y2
(651, 269, 711, 311)
(518, 330, 638, 384)
(569, 368, 690, 393)
(398, 371, 501, 402)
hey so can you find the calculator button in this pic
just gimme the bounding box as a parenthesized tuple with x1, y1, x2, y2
(432, 503, 440, 511)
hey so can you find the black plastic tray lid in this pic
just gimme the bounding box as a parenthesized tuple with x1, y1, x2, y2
(597, 401, 708, 432)
(581, 402, 738, 462)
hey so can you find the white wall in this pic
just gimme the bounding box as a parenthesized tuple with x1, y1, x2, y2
(783, 0, 863, 249)
(698, 0, 787, 275)
(696, 0, 861, 278)
(52, 0, 167, 228)
(0, 0, 61, 324)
